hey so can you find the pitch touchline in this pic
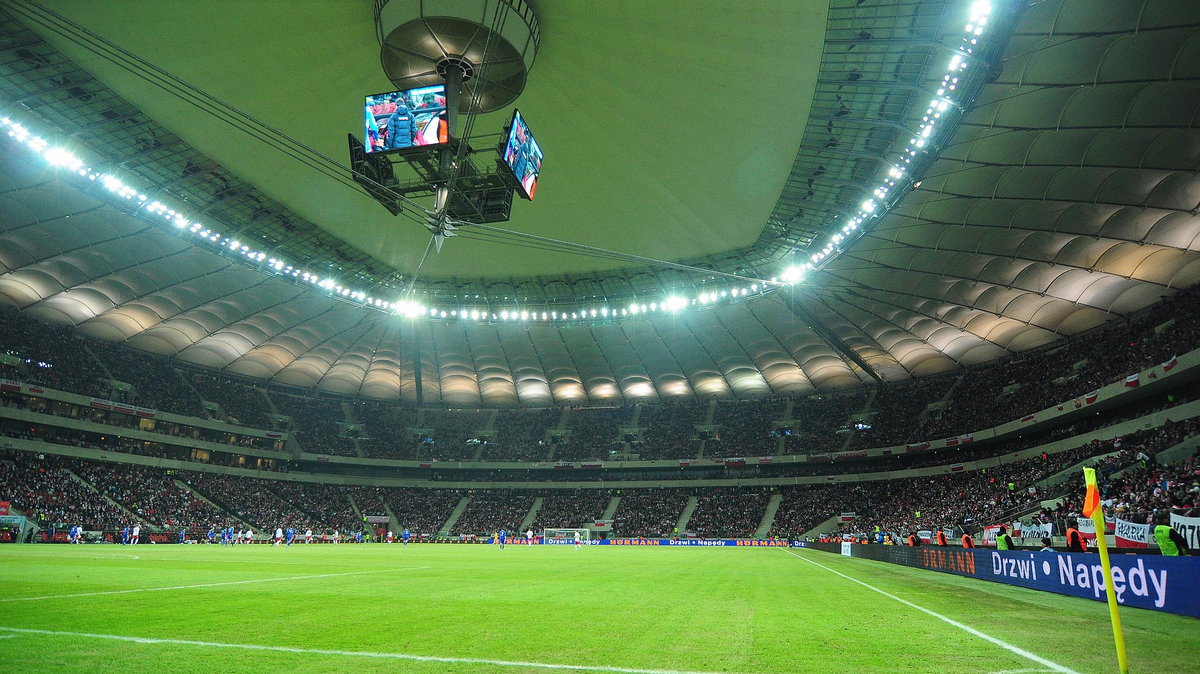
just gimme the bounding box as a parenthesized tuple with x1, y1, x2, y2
(0, 568, 429, 603)
(0, 627, 719, 674)
(781, 549, 1080, 674)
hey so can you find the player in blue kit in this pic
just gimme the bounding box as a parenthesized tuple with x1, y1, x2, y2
(402, 528, 410, 547)
(207, 527, 216, 544)
(177, 528, 186, 544)
(120, 525, 130, 545)
(498, 528, 506, 550)
(68, 525, 81, 544)
(285, 527, 295, 547)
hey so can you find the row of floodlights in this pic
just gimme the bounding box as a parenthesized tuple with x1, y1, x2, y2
(2, 114, 789, 323)
(773, 0, 994, 286)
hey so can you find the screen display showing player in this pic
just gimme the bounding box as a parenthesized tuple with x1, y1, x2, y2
(363, 85, 449, 154)
(501, 110, 543, 200)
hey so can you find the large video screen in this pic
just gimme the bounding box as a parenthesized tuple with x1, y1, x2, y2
(363, 85, 448, 153)
(501, 109, 543, 200)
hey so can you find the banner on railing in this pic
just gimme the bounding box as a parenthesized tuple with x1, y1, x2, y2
(1015, 521, 1054, 539)
(1115, 518, 1151, 548)
(1172, 513, 1200, 550)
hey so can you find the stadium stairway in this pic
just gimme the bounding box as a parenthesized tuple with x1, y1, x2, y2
(675, 496, 699, 534)
(260, 388, 280, 416)
(520, 497, 543, 532)
(1036, 451, 1123, 489)
(83, 344, 113, 380)
(438, 495, 472, 537)
(1154, 433, 1200, 465)
(796, 514, 842, 540)
(775, 400, 794, 455)
(173, 479, 254, 529)
(65, 468, 156, 530)
(753, 493, 783, 539)
(382, 501, 401, 536)
(347, 490, 364, 524)
(601, 495, 620, 521)
(840, 388, 878, 452)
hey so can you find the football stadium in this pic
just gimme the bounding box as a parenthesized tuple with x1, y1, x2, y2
(1, 1, 1199, 672)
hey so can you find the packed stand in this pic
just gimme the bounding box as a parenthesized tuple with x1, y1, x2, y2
(532, 489, 613, 530)
(770, 485, 866, 539)
(636, 400, 706, 460)
(711, 398, 783, 457)
(273, 394, 357, 457)
(614, 488, 690, 538)
(850, 378, 954, 449)
(450, 489, 534, 536)
(74, 461, 226, 534)
(83, 341, 204, 417)
(189, 372, 273, 429)
(0, 306, 109, 397)
(686, 486, 771, 538)
(486, 407, 557, 461)
(382, 487, 463, 536)
(269, 481, 359, 533)
(923, 287, 1200, 439)
(424, 409, 492, 461)
(1045, 421, 1200, 527)
(0, 450, 126, 530)
(783, 393, 866, 454)
(1075, 455, 1200, 523)
(841, 421, 1200, 537)
(352, 401, 419, 459)
(180, 471, 317, 531)
(342, 484, 460, 537)
(556, 406, 629, 461)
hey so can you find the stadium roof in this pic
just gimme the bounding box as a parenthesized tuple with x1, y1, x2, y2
(1, 0, 1198, 405)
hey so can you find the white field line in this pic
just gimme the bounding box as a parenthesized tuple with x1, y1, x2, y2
(782, 549, 1080, 674)
(0, 627, 720, 674)
(0, 567, 428, 603)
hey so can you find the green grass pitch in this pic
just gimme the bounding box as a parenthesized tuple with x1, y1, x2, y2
(0, 543, 1195, 673)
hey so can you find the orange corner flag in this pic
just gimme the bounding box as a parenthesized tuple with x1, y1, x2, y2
(1082, 467, 1101, 518)
(1083, 466, 1129, 674)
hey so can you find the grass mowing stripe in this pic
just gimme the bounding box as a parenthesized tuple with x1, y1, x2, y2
(0, 627, 722, 674)
(0, 568, 428, 602)
(782, 549, 1080, 674)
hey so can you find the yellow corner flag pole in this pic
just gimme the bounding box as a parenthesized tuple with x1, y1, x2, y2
(1083, 466, 1129, 673)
